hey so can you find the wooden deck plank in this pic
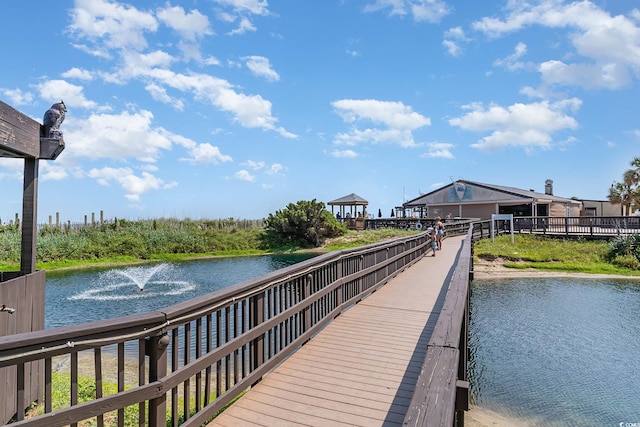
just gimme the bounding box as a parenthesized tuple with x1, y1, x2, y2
(207, 235, 465, 427)
(263, 376, 411, 409)
(272, 372, 412, 404)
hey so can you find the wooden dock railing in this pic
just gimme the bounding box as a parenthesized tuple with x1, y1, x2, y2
(2, 225, 475, 427)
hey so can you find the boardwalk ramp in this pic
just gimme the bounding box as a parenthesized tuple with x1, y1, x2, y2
(208, 235, 466, 427)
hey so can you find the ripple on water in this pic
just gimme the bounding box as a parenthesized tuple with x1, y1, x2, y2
(469, 277, 640, 427)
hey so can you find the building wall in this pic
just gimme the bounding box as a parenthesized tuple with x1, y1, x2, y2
(581, 200, 620, 216)
(461, 204, 496, 219)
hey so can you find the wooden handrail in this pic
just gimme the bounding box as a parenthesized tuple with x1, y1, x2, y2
(1, 228, 449, 426)
(403, 226, 473, 427)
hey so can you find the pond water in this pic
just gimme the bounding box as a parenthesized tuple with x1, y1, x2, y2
(44, 253, 317, 329)
(469, 277, 640, 426)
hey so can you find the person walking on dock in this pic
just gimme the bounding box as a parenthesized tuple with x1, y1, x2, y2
(429, 222, 438, 256)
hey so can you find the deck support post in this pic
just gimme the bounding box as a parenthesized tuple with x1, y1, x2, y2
(20, 158, 38, 275)
(147, 334, 169, 426)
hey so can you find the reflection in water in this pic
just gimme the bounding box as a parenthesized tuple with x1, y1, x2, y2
(45, 253, 317, 328)
(469, 278, 640, 426)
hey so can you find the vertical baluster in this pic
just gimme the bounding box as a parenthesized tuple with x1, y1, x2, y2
(205, 314, 212, 406)
(216, 310, 222, 396)
(196, 318, 202, 412)
(171, 330, 179, 427)
(250, 293, 265, 376)
(234, 303, 240, 384)
(44, 357, 52, 415)
(138, 339, 145, 427)
(94, 348, 104, 427)
(71, 351, 78, 427)
(183, 323, 191, 421)
(16, 362, 25, 421)
(225, 306, 231, 391)
(117, 343, 124, 427)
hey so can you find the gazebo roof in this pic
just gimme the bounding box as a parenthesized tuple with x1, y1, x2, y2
(328, 193, 368, 206)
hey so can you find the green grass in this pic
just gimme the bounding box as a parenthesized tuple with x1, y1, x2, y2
(323, 229, 421, 251)
(474, 234, 640, 276)
(0, 224, 421, 272)
(26, 372, 230, 426)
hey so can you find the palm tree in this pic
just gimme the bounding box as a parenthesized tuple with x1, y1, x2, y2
(608, 182, 630, 216)
(609, 157, 640, 216)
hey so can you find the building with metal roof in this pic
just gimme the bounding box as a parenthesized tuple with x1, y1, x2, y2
(403, 179, 583, 220)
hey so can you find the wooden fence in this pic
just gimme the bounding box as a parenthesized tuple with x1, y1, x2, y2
(1, 225, 473, 426)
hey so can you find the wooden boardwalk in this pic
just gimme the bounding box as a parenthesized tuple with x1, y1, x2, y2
(208, 235, 466, 427)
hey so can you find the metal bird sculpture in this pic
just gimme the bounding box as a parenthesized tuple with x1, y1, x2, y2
(42, 100, 66, 139)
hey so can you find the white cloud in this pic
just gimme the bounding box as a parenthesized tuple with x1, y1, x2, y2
(68, 0, 158, 52)
(66, 2, 294, 138)
(228, 17, 257, 36)
(442, 40, 462, 57)
(332, 99, 430, 130)
(234, 169, 256, 182)
(35, 80, 98, 110)
(64, 109, 172, 161)
(422, 142, 454, 159)
(184, 143, 233, 164)
(87, 167, 177, 201)
(473, 1, 640, 89)
(61, 67, 94, 81)
(443, 26, 469, 57)
(449, 99, 581, 152)
(332, 99, 430, 148)
(538, 60, 631, 89)
(0, 158, 24, 180)
(214, 0, 270, 16)
(243, 56, 280, 82)
(40, 164, 69, 181)
(364, 0, 450, 23)
(265, 163, 285, 175)
(156, 5, 212, 41)
(493, 42, 529, 71)
(244, 160, 266, 170)
(330, 149, 359, 158)
(0, 88, 34, 106)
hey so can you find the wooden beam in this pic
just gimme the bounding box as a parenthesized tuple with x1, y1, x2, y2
(0, 100, 40, 158)
(20, 158, 38, 275)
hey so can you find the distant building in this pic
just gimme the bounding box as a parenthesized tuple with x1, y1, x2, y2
(579, 199, 621, 217)
(403, 179, 582, 220)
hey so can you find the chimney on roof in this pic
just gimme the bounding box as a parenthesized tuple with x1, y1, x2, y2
(545, 179, 553, 196)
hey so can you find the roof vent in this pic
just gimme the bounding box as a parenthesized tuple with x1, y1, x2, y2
(545, 179, 553, 196)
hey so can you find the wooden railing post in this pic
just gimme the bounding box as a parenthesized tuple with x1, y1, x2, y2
(250, 293, 265, 374)
(303, 274, 312, 333)
(20, 158, 38, 275)
(147, 334, 170, 426)
(335, 259, 343, 307)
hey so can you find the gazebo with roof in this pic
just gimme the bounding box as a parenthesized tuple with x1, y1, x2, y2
(328, 193, 369, 218)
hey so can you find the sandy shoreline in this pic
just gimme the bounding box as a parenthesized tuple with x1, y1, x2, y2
(473, 257, 640, 280)
(465, 405, 543, 427)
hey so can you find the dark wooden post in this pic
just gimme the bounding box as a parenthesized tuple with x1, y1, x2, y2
(250, 293, 265, 374)
(147, 334, 170, 426)
(303, 274, 312, 333)
(20, 158, 38, 275)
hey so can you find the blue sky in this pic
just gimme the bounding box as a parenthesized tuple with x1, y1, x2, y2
(1, 0, 639, 223)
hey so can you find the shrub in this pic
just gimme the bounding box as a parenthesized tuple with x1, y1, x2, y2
(608, 233, 640, 264)
(263, 199, 347, 248)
